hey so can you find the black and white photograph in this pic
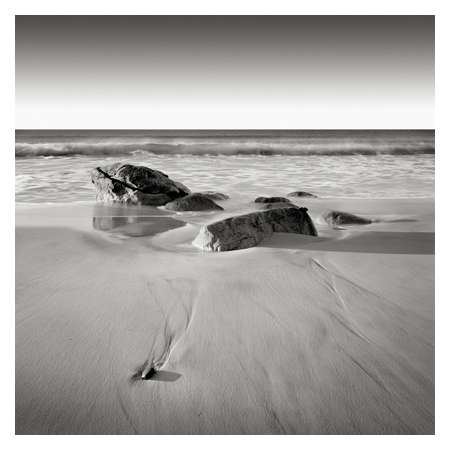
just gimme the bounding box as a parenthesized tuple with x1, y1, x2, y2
(14, 13, 436, 435)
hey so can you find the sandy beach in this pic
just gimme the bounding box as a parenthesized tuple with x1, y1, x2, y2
(13, 12, 437, 438)
(15, 197, 434, 434)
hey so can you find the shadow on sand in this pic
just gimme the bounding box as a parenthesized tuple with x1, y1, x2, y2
(130, 369, 182, 384)
(150, 370, 182, 382)
(261, 231, 434, 255)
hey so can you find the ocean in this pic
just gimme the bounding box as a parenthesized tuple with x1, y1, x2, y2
(15, 130, 434, 203)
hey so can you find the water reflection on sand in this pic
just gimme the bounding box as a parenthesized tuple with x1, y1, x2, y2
(92, 204, 185, 237)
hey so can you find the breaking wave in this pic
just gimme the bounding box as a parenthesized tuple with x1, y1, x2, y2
(15, 139, 435, 158)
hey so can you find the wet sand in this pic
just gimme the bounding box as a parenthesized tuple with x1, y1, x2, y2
(15, 198, 434, 434)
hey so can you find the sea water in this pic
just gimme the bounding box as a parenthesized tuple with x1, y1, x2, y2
(15, 130, 434, 204)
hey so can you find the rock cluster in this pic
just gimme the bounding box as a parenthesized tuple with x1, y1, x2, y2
(91, 164, 320, 250)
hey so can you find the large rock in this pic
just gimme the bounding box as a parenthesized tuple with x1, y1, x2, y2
(254, 196, 291, 204)
(287, 191, 317, 198)
(324, 210, 372, 226)
(193, 207, 317, 252)
(91, 163, 190, 205)
(165, 193, 224, 212)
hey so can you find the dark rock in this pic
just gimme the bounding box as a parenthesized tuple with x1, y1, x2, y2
(165, 193, 224, 212)
(193, 207, 317, 252)
(142, 367, 156, 380)
(173, 180, 192, 195)
(287, 191, 318, 198)
(324, 210, 372, 226)
(195, 191, 230, 201)
(91, 163, 190, 205)
(254, 196, 291, 204)
(261, 202, 298, 210)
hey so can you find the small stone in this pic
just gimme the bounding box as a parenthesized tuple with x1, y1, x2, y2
(254, 196, 291, 204)
(324, 211, 372, 226)
(287, 191, 317, 198)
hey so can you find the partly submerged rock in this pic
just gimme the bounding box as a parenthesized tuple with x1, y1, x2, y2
(287, 191, 318, 198)
(91, 163, 190, 205)
(261, 201, 298, 210)
(165, 193, 224, 212)
(324, 210, 372, 227)
(193, 207, 317, 251)
(195, 191, 230, 201)
(254, 196, 291, 204)
(173, 180, 192, 195)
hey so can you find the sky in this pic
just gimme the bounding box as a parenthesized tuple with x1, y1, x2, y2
(15, 15, 434, 129)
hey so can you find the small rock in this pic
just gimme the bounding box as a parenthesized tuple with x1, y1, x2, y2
(261, 202, 298, 210)
(195, 191, 230, 201)
(165, 193, 224, 212)
(287, 191, 317, 198)
(174, 180, 192, 195)
(324, 211, 372, 226)
(254, 196, 291, 204)
(141, 367, 156, 380)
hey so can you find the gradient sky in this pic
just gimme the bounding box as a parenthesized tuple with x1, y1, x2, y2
(15, 15, 434, 129)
